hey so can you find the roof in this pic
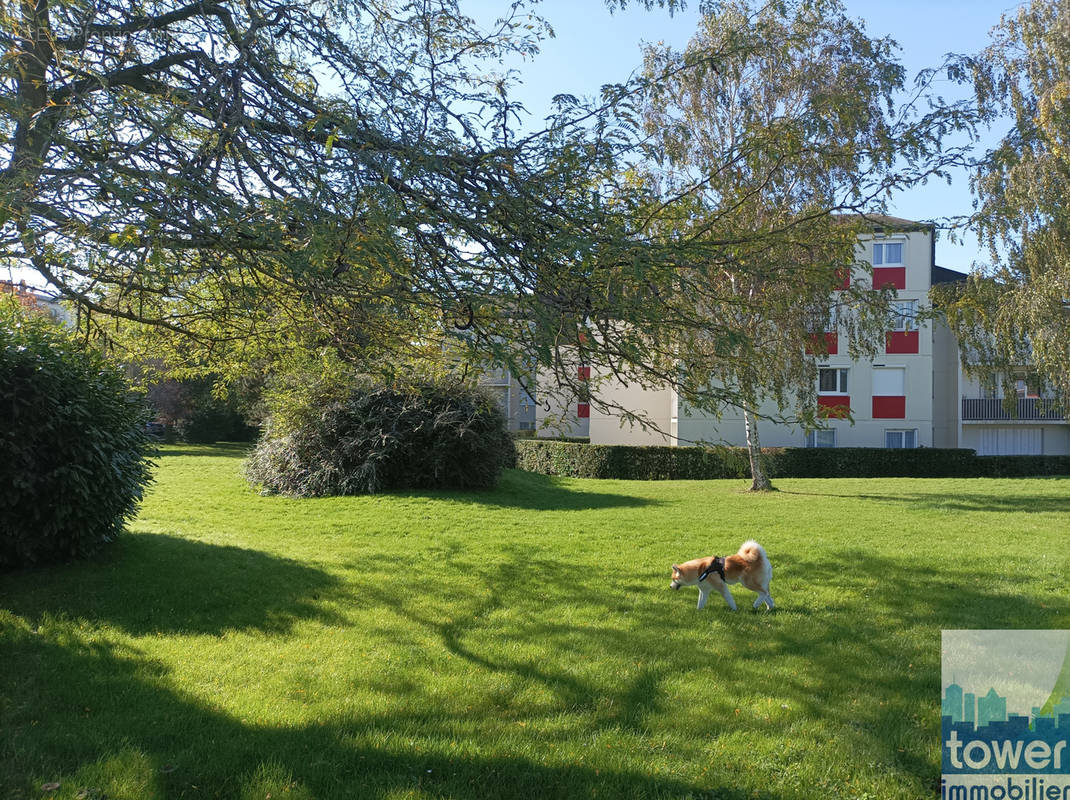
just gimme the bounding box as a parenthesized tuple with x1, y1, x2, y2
(932, 265, 968, 285)
(834, 213, 934, 232)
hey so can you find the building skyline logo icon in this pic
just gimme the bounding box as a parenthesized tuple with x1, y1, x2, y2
(942, 631, 1070, 798)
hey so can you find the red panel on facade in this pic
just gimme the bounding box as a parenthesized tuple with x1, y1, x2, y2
(805, 332, 839, 356)
(578, 365, 591, 381)
(872, 395, 906, 418)
(834, 268, 851, 290)
(577, 403, 590, 418)
(873, 266, 906, 290)
(885, 330, 919, 354)
(818, 395, 850, 418)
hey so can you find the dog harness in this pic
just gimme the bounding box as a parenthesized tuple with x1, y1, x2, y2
(698, 556, 726, 583)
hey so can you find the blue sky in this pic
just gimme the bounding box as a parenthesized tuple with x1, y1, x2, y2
(466, 0, 1023, 271)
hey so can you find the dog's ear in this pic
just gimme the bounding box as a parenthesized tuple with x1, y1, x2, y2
(671, 564, 680, 572)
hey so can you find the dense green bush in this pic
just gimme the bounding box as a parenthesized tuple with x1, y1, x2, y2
(514, 440, 751, 479)
(513, 439, 1063, 480)
(974, 455, 1070, 477)
(146, 376, 257, 443)
(0, 300, 153, 567)
(762, 446, 980, 478)
(245, 379, 516, 496)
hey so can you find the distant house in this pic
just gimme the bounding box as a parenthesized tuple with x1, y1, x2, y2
(1, 280, 74, 325)
(478, 364, 539, 434)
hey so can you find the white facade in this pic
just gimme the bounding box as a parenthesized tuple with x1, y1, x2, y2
(564, 222, 1069, 456)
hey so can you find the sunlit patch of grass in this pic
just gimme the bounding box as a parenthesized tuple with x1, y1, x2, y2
(2, 445, 1068, 799)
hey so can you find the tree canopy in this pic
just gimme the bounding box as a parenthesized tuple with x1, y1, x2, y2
(616, 0, 971, 482)
(2, 0, 972, 427)
(936, 0, 1070, 403)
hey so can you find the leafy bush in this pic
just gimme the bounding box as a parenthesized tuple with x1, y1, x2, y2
(0, 300, 153, 567)
(974, 455, 1070, 477)
(147, 377, 257, 443)
(245, 379, 516, 496)
(513, 440, 1059, 480)
(514, 440, 750, 479)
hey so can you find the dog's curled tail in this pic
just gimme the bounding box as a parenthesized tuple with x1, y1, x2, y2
(737, 540, 766, 562)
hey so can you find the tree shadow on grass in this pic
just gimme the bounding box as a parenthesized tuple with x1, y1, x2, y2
(0, 619, 760, 800)
(1, 532, 344, 636)
(386, 469, 661, 512)
(6, 536, 1065, 799)
(779, 486, 1070, 514)
(152, 443, 251, 459)
(351, 543, 1070, 795)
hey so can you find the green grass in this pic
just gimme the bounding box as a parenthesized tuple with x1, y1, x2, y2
(3, 444, 1069, 800)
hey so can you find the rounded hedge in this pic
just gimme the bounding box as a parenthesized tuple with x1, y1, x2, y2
(244, 379, 516, 496)
(0, 300, 153, 567)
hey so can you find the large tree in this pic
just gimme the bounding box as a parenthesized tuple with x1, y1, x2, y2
(936, 0, 1070, 403)
(635, 0, 969, 489)
(0, 0, 652, 372)
(2, 0, 970, 439)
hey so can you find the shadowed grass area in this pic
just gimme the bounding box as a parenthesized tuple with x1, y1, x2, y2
(2, 445, 1068, 799)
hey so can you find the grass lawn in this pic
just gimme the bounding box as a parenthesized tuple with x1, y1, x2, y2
(2, 445, 1069, 800)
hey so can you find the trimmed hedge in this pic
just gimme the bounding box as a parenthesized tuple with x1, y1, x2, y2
(514, 439, 1070, 480)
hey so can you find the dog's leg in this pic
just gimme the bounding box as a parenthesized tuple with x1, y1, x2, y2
(696, 586, 710, 610)
(753, 591, 774, 610)
(716, 583, 737, 611)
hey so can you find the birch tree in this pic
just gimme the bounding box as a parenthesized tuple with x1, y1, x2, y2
(936, 0, 1070, 404)
(639, 0, 969, 490)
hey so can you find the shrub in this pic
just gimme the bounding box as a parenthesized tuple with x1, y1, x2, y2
(147, 377, 257, 443)
(0, 300, 153, 567)
(513, 439, 1051, 480)
(244, 379, 516, 496)
(514, 440, 750, 480)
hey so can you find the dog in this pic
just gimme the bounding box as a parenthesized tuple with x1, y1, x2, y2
(670, 540, 774, 611)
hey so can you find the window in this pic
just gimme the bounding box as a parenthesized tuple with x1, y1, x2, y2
(818, 367, 848, 394)
(872, 367, 907, 418)
(806, 429, 837, 448)
(873, 241, 904, 265)
(889, 300, 917, 331)
(1014, 379, 1040, 399)
(806, 306, 838, 333)
(872, 366, 905, 396)
(885, 429, 917, 448)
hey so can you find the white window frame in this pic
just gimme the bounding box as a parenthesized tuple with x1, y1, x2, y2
(818, 367, 848, 394)
(884, 429, 917, 449)
(806, 429, 837, 448)
(873, 240, 905, 266)
(889, 299, 918, 332)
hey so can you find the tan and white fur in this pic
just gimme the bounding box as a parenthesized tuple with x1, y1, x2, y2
(670, 540, 774, 611)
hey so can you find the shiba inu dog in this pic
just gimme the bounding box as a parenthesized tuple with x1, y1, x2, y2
(670, 540, 774, 611)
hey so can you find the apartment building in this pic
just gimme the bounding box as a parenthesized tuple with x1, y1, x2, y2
(537, 220, 1070, 455)
(480, 365, 539, 433)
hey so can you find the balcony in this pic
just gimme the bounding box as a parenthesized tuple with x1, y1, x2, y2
(961, 398, 1066, 422)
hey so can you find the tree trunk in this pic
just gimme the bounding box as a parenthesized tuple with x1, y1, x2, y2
(743, 406, 775, 492)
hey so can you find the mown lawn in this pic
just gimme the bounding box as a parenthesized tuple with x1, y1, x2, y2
(2, 445, 1069, 800)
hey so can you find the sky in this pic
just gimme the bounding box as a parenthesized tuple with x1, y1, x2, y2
(465, 0, 1025, 272)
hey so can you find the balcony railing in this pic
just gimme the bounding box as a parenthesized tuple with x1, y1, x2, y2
(961, 398, 1066, 422)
